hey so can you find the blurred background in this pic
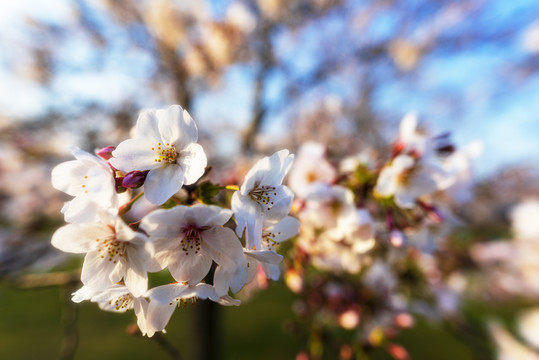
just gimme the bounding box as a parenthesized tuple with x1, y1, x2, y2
(1, 0, 539, 359)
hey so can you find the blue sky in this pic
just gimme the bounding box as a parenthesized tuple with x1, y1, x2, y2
(1, 0, 538, 179)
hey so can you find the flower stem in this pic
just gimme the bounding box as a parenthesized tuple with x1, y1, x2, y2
(151, 332, 183, 360)
(118, 191, 144, 216)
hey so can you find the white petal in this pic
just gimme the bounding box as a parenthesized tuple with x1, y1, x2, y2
(134, 298, 153, 337)
(141, 206, 187, 238)
(147, 299, 176, 334)
(231, 191, 249, 237)
(179, 143, 207, 185)
(265, 216, 300, 243)
(144, 165, 185, 205)
(168, 249, 212, 284)
(80, 252, 118, 290)
(51, 223, 110, 253)
(51, 160, 90, 196)
(110, 138, 161, 172)
(124, 247, 148, 297)
(262, 185, 294, 222)
(213, 259, 248, 296)
(260, 149, 294, 185)
(217, 295, 241, 306)
(71, 285, 97, 303)
(244, 249, 283, 264)
(202, 227, 243, 269)
(156, 105, 184, 146)
(169, 106, 199, 149)
(133, 109, 162, 141)
(185, 205, 232, 227)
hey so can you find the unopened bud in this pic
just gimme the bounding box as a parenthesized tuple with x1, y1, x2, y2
(122, 171, 148, 189)
(418, 201, 444, 223)
(115, 176, 126, 193)
(96, 146, 116, 160)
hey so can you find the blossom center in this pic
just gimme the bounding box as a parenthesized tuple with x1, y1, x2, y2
(249, 186, 277, 211)
(96, 227, 127, 264)
(262, 229, 282, 250)
(108, 294, 133, 311)
(180, 224, 202, 255)
(152, 142, 178, 164)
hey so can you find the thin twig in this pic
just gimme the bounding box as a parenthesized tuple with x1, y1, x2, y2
(3, 270, 81, 289)
(151, 332, 183, 360)
(59, 282, 79, 360)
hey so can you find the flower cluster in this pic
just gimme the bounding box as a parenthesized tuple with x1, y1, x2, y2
(51, 105, 298, 336)
(281, 114, 481, 358)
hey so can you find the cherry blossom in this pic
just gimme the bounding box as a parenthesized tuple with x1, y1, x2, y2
(232, 150, 294, 250)
(146, 283, 240, 336)
(288, 142, 335, 199)
(109, 105, 207, 205)
(51, 146, 117, 223)
(51, 210, 154, 297)
(140, 204, 244, 285)
(374, 154, 448, 209)
(72, 284, 154, 336)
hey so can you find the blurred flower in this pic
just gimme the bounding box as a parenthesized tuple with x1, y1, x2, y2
(472, 199, 539, 298)
(288, 142, 336, 199)
(518, 308, 539, 351)
(298, 185, 375, 274)
(510, 199, 539, 241)
(375, 154, 447, 209)
(488, 321, 539, 360)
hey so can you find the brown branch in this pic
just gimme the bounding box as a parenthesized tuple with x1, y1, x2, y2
(241, 20, 275, 154)
(3, 270, 81, 289)
(151, 332, 183, 360)
(59, 282, 79, 360)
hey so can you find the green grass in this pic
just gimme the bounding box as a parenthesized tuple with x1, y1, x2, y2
(0, 281, 487, 360)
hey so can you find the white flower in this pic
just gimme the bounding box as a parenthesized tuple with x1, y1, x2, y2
(288, 142, 335, 198)
(51, 210, 154, 297)
(109, 105, 207, 205)
(489, 321, 539, 360)
(297, 185, 375, 274)
(510, 199, 539, 242)
(439, 140, 483, 203)
(140, 204, 244, 285)
(72, 284, 154, 336)
(518, 307, 539, 350)
(396, 113, 431, 156)
(375, 154, 447, 209)
(51, 146, 117, 223)
(244, 216, 300, 282)
(232, 150, 294, 250)
(146, 283, 240, 336)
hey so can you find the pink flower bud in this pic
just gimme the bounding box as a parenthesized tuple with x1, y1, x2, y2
(122, 171, 148, 189)
(96, 146, 116, 160)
